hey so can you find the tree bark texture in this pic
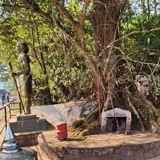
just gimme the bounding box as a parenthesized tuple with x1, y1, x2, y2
(92, 0, 160, 132)
(92, 0, 128, 108)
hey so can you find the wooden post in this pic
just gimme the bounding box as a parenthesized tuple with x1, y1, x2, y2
(8, 104, 11, 119)
(4, 107, 7, 127)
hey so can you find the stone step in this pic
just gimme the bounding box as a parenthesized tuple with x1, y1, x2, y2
(15, 131, 41, 147)
(17, 114, 37, 121)
(9, 118, 47, 133)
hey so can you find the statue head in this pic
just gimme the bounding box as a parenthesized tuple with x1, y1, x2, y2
(16, 42, 29, 54)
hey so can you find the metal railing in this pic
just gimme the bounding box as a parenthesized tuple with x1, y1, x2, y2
(0, 102, 22, 136)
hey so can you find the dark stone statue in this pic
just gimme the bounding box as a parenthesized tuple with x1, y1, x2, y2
(13, 42, 32, 114)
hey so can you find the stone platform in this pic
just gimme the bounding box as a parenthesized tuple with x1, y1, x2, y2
(9, 114, 48, 147)
(38, 130, 160, 160)
(9, 114, 47, 133)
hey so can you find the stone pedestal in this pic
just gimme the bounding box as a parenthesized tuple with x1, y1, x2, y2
(9, 114, 47, 133)
(9, 114, 48, 147)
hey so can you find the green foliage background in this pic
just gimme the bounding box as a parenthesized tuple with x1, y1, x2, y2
(0, 0, 160, 104)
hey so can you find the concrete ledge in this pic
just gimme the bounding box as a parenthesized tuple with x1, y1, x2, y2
(17, 114, 37, 121)
(38, 131, 160, 160)
(10, 118, 47, 133)
(16, 131, 41, 147)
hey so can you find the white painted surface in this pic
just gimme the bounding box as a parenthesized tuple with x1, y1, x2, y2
(101, 108, 132, 132)
(31, 101, 87, 126)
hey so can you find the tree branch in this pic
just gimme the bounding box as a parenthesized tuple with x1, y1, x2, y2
(80, 0, 91, 25)
(52, 1, 102, 87)
(109, 27, 160, 47)
(23, 0, 77, 45)
(115, 46, 160, 68)
(52, 0, 80, 32)
(21, 0, 102, 93)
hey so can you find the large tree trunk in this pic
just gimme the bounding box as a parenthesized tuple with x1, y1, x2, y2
(92, 0, 160, 132)
(92, 0, 127, 109)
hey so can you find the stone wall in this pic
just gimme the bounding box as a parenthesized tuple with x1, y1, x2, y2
(39, 141, 160, 160)
(16, 132, 40, 147)
(37, 131, 160, 160)
(61, 142, 160, 160)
